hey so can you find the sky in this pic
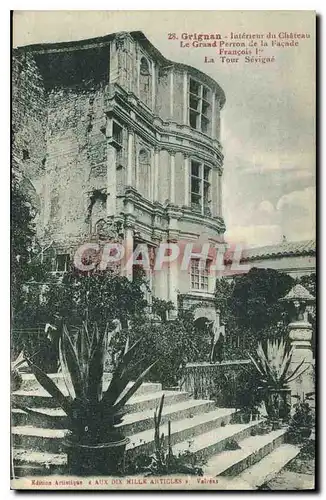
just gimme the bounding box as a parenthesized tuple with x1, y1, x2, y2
(13, 10, 316, 247)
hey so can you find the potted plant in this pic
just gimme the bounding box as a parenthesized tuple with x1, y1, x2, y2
(248, 338, 307, 425)
(18, 322, 157, 476)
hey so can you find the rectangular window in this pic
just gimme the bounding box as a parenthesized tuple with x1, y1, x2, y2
(56, 254, 70, 272)
(190, 259, 210, 291)
(112, 121, 123, 149)
(190, 160, 211, 215)
(188, 78, 211, 134)
(112, 121, 124, 167)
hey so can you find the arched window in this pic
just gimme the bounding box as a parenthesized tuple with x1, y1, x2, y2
(138, 148, 150, 198)
(139, 57, 151, 107)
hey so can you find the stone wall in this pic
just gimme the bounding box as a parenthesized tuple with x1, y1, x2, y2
(12, 52, 48, 226)
(45, 83, 107, 245)
(13, 48, 110, 250)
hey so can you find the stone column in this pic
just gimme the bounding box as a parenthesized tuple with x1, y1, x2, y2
(167, 243, 178, 319)
(126, 129, 134, 187)
(211, 92, 216, 139)
(169, 151, 176, 204)
(166, 206, 182, 318)
(288, 319, 314, 399)
(106, 144, 117, 216)
(281, 284, 315, 400)
(124, 221, 134, 281)
(151, 61, 156, 111)
(210, 168, 218, 217)
(183, 70, 188, 124)
(184, 154, 190, 206)
(169, 69, 174, 119)
(152, 147, 160, 202)
(217, 169, 223, 217)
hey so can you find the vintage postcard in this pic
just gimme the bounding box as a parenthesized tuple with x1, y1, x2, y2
(11, 10, 316, 491)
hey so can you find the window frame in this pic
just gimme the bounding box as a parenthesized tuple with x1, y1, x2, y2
(112, 120, 123, 149)
(188, 77, 211, 134)
(55, 253, 70, 273)
(190, 258, 210, 292)
(111, 120, 124, 167)
(139, 54, 152, 108)
(190, 159, 212, 215)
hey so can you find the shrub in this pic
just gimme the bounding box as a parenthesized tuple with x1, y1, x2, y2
(208, 363, 263, 412)
(287, 401, 314, 444)
(129, 312, 204, 388)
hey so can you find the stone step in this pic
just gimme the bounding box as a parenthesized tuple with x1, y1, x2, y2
(12, 389, 189, 414)
(19, 373, 162, 396)
(12, 407, 236, 456)
(114, 399, 218, 436)
(236, 443, 301, 490)
(12, 408, 67, 429)
(12, 398, 217, 432)
(127, 408, 237, 457)
(204, 429, 287, 477)
(13, 426, 66, 454)
(13, 449, 66, 477)
(173, 420, 262, 461)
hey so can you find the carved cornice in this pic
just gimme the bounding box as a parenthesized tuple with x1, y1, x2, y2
(124, 213, 137, 229)
(105, 84, 224, 166)
(179, 293, 216, 307)
(122, 187, 226, 235)
(165, 204, 183, 220)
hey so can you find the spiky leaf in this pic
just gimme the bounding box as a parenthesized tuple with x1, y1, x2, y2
(62, 325, 84, 399)
(58, 337, 75, 400)
(25, 358, 72, 416)
(87, 324, 112, 402)
(114, 360, 158, 411)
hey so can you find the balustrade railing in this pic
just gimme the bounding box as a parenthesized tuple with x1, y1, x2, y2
(180, 360, 252, 405)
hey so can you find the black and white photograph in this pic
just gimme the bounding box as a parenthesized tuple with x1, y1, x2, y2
(10, 10, 316, 491)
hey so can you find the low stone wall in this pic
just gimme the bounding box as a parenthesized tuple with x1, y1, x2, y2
(180, 360, 252, 406)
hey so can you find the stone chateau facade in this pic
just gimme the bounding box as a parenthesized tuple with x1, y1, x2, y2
(12, 31, 226, 322)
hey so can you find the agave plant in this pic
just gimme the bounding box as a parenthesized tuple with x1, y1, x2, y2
(18, 322, 157, 475)
(11, 351, 25, 392)
(248, 338, 307, 389)
(248, 338, 308, 423)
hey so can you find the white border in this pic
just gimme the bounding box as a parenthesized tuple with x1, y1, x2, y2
(2, 3, 323, 498)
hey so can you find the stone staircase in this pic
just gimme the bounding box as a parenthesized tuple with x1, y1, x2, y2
(11, 374, 299, 488)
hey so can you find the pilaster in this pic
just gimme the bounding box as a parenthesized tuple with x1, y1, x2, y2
(169, 151, 176, 204)
(106, 144, 117, 216)
(169, 68, 174, 119)
(184, 154, 190, 206)
(126, 128, 134, 187)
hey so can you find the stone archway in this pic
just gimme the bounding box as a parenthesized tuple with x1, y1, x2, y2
(193, 306, 217, 323)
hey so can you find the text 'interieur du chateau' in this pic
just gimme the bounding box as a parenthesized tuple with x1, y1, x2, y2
(167, 31, 311, 64)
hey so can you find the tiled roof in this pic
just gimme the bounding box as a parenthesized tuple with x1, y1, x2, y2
(240, 240, 316, 262)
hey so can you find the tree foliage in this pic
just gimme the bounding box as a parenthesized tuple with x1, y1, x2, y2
(215, 268, 294, 357)
(128, 309, 206, 387)
(42, 268, 148, 332)
(215, 268, 316, 359)
(229, 267, 294, 333)
(11, 176, 49, 354)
